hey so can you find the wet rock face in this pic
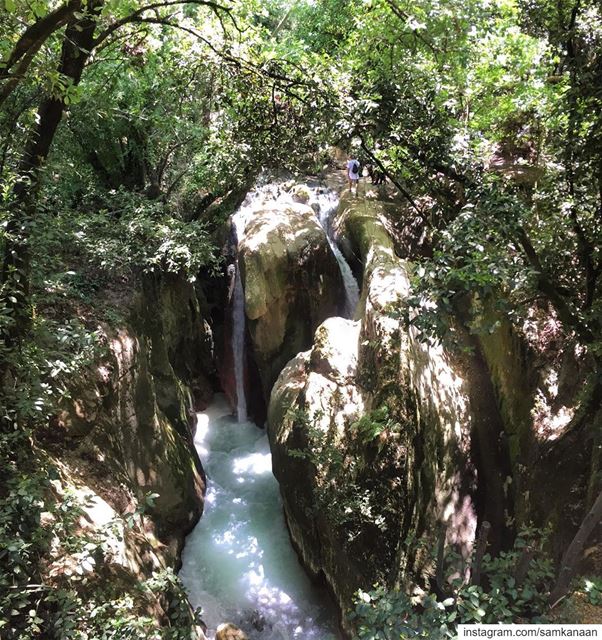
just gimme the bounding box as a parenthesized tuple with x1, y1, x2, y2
(268, 318, 369, 633)
(239, 202, 346, 404)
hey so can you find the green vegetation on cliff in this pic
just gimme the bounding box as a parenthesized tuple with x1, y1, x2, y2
(1, 2, 335, 634)
(2, 0, 602, 636)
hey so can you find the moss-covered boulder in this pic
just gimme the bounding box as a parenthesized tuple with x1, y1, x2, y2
(268, 317, 368, 633)
(268, 195, 477, 633)
(239, 202, 345, 403)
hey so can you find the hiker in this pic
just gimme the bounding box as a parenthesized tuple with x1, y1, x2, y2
(347, 156, 360, 191)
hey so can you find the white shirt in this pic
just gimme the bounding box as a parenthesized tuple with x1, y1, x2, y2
(347, 159, 360, 180)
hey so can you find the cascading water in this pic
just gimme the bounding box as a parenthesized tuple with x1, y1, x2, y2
(308, 190, 360, 318)
(231, 218, 247, 423)
(229, 179, 360, 320)
(180, 177, 356, 640)
(228, 180, 358, 422)
(179, 395, 339, 639)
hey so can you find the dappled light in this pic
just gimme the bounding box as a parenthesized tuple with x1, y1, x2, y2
(2, 0, 602, 634)
(179, 395, 339, 639)
(232, 452, 272, 476)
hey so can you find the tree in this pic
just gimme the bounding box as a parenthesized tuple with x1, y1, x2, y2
(0, 0, 337, 357)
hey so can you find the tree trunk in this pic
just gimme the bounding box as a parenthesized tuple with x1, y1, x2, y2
(471, 521, 492, 586)
(1, 1, 103, 349)
(0, 0, 82, 107)
(549, 489, 602, 606)
(514, 546, 535, 587)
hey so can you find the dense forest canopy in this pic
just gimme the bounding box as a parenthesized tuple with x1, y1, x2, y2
(1, 0, 602, 636)
(2, 0, 601, 350)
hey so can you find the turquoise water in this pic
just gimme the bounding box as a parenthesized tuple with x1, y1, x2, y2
(179, 395, 339, 640)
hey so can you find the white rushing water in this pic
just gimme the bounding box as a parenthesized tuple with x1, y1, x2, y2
(311, 190, 360, 318)
(230, 179, 359, 322)
(179, 177, 356, 638)
(179, 395, 340, 640)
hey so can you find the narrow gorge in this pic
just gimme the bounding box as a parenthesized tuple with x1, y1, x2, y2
(2, 1, 602, 637)
(171, 168, 600, 637)
(179, 178, 355, 639)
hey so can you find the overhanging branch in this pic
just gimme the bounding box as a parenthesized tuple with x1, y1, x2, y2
(358, 135, 424, 216)
(93, 0, 233, 47)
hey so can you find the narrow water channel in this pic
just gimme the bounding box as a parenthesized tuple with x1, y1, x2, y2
(313, 190, 360, 318)
(179, 394, 340, 640)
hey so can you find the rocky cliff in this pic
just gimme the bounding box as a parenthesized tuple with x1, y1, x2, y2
(58, 272, 213, 573)
(267, 188, 600, 632)
(237, 200, 346, 407)
(268, 194, 478, 632)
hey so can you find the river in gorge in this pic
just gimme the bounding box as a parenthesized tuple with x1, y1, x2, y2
(179, 179, 356, 639)
(178, 395, 340, 639)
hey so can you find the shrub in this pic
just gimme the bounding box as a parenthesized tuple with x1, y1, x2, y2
(351, 530, 556, 638)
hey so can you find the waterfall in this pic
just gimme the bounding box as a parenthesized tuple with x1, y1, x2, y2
(311, 192, 360, 318)
(228, 186, 279, 423)
(228, 179, 359, 422)
(180, 176, 355, 639)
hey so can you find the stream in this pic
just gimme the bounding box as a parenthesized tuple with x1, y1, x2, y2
(179, 395, 340, 639)
(179, 178, 355, 639)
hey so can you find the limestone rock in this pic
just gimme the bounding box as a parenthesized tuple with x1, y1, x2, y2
(239, 202, 345, 402)
(59, 273, 209, 562)
(268, 195, 476, 634)
(291, 184, 311, 204)
(215, 623, 248, 640)
(268, 317, 367, 624)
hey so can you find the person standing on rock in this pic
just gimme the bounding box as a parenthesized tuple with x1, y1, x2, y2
(347, 155, 360, 192)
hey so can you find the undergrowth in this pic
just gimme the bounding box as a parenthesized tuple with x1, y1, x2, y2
(0, 429, 200, 639)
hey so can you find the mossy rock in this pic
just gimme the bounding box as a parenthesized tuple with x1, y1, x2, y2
(239, 203, 345, 401)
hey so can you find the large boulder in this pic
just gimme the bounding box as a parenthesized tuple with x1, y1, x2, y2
(239, 202, 345, 403)
(268, 317, 369, 632)
(268, 194, 477, 633)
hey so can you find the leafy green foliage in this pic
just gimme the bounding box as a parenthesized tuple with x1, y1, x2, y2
(281, 0, 602, 355)
(351, 532, 556, 638)
(287, 404, 403, 556)
(351, 405, 401, 446)
(582, 577, 602, 607)
(401, 177, 535, 342)
(3, 0, 602, 635)
(0, 313, 103, 424)
(44, 198, 218, 280)
(0, 428, 199, 639)
(1, 4, 338, 637)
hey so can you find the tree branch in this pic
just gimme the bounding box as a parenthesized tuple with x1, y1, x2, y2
(0, 0, 80, 75)
(549, 489, 602, 607)
(94, 15, 314, 108)
(157, 136, 194, 185)
(382, 0, 441, 58)
(515, 226, 594, 343)
(359, 135, 424, 215)
(164, 167, 189, 199)
(0, 0, 82, 107)
(471, 521, 491, 586)
(93, 0, 232, 47)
